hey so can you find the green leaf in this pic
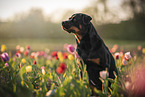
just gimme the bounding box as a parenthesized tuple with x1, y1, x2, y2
(19, 65, 26, 80)
(24, 80, 34, 89)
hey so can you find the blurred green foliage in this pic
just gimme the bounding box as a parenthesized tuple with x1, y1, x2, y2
(0, 8, 73, 39)
(98, 15, 145, 40)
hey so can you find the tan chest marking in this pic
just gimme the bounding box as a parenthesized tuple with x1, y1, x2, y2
(87, 58, 100, 65)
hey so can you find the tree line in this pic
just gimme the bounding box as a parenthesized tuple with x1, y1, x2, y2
(0, 0, 145, 40)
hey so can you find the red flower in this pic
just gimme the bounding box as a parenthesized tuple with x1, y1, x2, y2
(34, 60, 36, 64)
(55, 56, 58, 60)
(114, 52, 120, 60)
(26, 45, 30, 50)
(51, 51, 57, 57)
(59, 63, 66, 70)
(56, 62, 67, 74)
(56, 67, 63, 74)
(63, 52, 68, 59)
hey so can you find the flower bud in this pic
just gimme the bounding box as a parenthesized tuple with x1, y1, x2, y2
(21, 58, 26, 64)
(5, 63, 9, 66)
(26, 65, 32, 72)
(68, 54, 74, 60)
(1, 44, 7, 52)
(67, 44, 75, 54)
(100, 70, 109, 79)
(124, 52, 131, 61)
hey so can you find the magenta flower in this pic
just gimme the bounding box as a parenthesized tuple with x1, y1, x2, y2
(5, 63, 9, 66)
(74, 52, 80, 59)
(67, 44, 75, 54)
(0, 52, 9, 62)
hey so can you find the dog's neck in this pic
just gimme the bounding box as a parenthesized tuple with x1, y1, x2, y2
(74, 32, 82, 44)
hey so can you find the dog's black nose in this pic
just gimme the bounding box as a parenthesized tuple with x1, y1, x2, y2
(62, 21, 65, 25)
(62, 21, 70, 29)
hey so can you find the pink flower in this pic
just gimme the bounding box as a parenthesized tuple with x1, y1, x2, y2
(13, 58, 16, 62)
(0, 52, 9, 62)
(67, 44, 75, 54)
(74, 52, 80, 59)
(41, 66, 45, 69)
(5, 63, 9, 66)
(24, 50, 29, 56)
(16, 53, 21, 58)
(40, 51, 45, 56)
(30, 52, 36, 58)
(26, 45, 30, 50)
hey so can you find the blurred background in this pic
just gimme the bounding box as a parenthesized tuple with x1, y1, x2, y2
(0, 0, 145, 51)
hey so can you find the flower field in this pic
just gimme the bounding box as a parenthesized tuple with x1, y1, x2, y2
(0, 44, 145, 97)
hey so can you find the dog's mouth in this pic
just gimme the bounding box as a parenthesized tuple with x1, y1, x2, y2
(62, 26, 71, 33)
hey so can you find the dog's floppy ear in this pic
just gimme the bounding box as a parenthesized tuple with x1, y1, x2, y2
(82, 14, 92, 25)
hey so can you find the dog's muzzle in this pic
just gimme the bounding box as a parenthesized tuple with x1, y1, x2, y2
(62, 21, 72, 33)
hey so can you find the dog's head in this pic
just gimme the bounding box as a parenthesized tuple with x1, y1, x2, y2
(62, 13, 92, 34)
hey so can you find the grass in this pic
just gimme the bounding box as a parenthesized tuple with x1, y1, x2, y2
(0, 38, 145, 97)
(0, 38, 145, 51)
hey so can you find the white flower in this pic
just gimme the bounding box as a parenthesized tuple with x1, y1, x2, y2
(114, 52, 120, 59)
(20, 47, 24, 53)
(100, 70, 109, 79)
(41, 66, 45, 75)
(42, 69, 45, 75)
(125, 81, 131, 90)
(125, 52, 131, 61)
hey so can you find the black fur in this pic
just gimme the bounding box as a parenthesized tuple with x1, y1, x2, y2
(62, 13, 118, 90)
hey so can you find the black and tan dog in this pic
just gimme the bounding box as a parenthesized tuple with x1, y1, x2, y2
(62, 13, 118, 92)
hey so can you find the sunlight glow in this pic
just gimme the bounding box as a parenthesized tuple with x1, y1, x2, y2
(0, 0, 90, 20)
